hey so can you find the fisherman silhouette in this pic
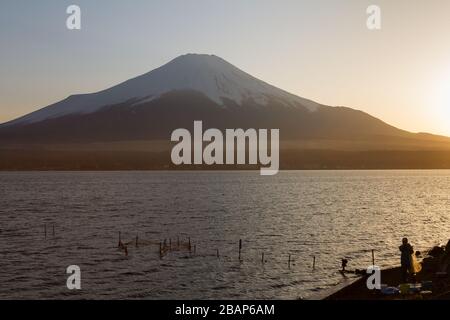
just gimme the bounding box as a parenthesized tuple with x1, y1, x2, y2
(399, 237, 414, 282)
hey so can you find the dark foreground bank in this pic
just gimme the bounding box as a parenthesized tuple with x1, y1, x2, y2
(326, 243, 450, 300)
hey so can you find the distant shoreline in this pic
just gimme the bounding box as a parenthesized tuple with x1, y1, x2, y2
(2, 148, 450, 171)
(1, 168, 450, 172)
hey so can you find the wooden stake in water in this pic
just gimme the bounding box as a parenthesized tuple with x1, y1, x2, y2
(313, 256, 316, 270)
(239, 239, 242, 261)
(44, 225, 47, 239)
(159, 242, 162, 258)
(52, 224, 55, 237)
(372, 249, 375, 266)
(135, 234, 138, 248)
(217, 249, 220, 258)
(262, 252, 265, 264)
(194, 245, 196, 255)
(188, 237, 191, 252)
(288, 254, 291, 269)
(118, 231, 122, 248)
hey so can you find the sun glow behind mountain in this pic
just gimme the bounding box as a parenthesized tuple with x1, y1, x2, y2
(432, 70, 450, 134)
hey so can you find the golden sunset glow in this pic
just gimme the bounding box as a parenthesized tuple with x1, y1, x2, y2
(430, 69, 450, 135)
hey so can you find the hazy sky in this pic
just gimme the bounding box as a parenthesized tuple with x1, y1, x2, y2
(1, 0, 450, 136)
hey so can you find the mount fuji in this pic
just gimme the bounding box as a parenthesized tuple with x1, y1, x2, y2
(1, 54, 449, 169)
(5, 54, 319, 126)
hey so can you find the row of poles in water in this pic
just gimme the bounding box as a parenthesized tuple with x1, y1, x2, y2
(42, 224, 322, 269)
(116, 231, 317, 269)
(42, 225, 318, 269)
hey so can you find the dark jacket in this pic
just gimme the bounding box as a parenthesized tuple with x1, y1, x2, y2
(399, 243, 413, 267)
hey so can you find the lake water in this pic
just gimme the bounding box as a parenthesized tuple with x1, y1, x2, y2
(0, 170, 449, 299)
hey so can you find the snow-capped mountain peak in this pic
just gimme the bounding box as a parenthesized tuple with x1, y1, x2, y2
(5, 54, 319, 125)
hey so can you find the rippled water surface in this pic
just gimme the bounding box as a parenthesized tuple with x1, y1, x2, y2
(0, 170, 449, 299)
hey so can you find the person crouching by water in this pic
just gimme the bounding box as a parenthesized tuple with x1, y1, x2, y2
(399, 237, 414, 282)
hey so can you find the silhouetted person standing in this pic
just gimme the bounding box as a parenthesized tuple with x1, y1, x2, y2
(399, 237, 414, 282)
